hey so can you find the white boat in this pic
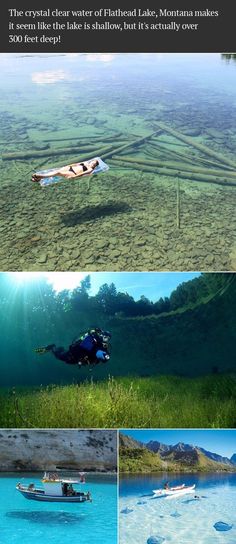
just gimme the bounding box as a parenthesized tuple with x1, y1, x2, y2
(16, 472, 92, 503)
(152, 484, 195, 498)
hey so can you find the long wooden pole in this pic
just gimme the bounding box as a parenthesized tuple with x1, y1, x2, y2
(2, 143, 116, 161)
(111, 158, 236, 187)
(155, 121, 236, 170)
(44, 132, 124, 143)
(176, 178, 180, 229)
(112, 156, 236, 180)
(102, 129, 163, 160)
(2, 130, 162, 162)
(149, 141, 226, 170)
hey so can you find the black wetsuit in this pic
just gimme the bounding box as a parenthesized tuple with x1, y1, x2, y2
(51, 331, 109, 366)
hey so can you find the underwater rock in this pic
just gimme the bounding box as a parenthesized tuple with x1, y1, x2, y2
(182, 128, 201, 137)
(170, 511, 181, 518)
(71, 249, 81, 260)
(147, 536, 165, 544)
(214, 522, 233, 532)
(96, 240, 110, 250)
(120, 507, 133, 514)
(37, 253, 48, 264)
(30, 236, 41, 243)
(206, 128, 223, 139)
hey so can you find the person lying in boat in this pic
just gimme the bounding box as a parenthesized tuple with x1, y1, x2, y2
(164, 482, 185, 491)
(32, 158, 99, 182)
(35, 328, 111, 368)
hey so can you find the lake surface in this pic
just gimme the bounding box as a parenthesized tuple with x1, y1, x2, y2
(0, 473, 117, 544)
(0, 53, 236, 271)
(119, 473, 236, 543)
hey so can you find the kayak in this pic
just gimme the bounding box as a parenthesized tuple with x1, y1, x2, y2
(33, 157, 109, 187)
(152, 484, 195, 498)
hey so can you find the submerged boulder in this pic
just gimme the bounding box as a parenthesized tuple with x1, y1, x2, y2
(214, 521, 233, 532)
(170, 511, 181, 518)
(120, 507, 133, 514)
(147, 536, 165, 544)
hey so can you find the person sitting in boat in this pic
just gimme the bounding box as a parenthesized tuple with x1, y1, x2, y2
(32, 158, 99, 182)
(164, 482, 170, 490)
(35, 328, 111, 368)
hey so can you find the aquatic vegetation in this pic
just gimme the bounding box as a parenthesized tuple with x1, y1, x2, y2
(0, 374, 236, 428)
(1, 272, 236, 388)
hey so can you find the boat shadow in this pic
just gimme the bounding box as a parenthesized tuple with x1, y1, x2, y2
(60, 202, 132, 227)
(6, 510, 85, 525)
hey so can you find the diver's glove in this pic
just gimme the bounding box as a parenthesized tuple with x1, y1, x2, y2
(96, 350, 110, 362)
(34, 344, 55, 354)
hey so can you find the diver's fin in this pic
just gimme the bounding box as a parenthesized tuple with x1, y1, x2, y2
(34, 344, 55, 355)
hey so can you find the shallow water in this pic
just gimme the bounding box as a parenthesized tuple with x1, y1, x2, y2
(119, 473, 236, 544)
(0, 473, 117, 544)
(0, 53, 236, 271)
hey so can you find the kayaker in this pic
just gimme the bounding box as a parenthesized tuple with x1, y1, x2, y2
(164, 482, 170, 490)
(32, 158, 99, 182)
(34, 328, 111, 368)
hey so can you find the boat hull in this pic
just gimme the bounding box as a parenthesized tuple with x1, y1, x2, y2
(153, 484, 195, 498)
(18, 489, 90, 503)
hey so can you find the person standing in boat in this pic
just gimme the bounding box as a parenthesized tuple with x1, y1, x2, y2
(32, 158, 99, 182)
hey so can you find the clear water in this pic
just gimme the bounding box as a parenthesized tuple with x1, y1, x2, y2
(0, 473, 117, 544)
(119, 473, 236, 543)
(0, 273, 235, 390)
(0, 53, 236, 271)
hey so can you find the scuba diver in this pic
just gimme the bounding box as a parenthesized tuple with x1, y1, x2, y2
(34, 328, 111, 368)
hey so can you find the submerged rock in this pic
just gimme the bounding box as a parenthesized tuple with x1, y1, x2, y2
(147, 536, 165, 544)
(120, 507, 133, 514)
(170, 511, 181, 518)
(214, 521, 233, 532)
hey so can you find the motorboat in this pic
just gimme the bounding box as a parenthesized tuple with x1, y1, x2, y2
(152, 484, 195, 498)
(16, 471, 92, 503)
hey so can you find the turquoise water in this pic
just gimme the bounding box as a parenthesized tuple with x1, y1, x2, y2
(119, 473, 236, 543)
(0, 473, 117, 544)
(0, 53, 236, 271)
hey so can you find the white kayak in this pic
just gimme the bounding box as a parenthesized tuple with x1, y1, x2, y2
(153, 484, 195, 498)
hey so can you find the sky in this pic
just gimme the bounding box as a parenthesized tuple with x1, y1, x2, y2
(7, 271, 200, 302)
(121, 430, 236, 458)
